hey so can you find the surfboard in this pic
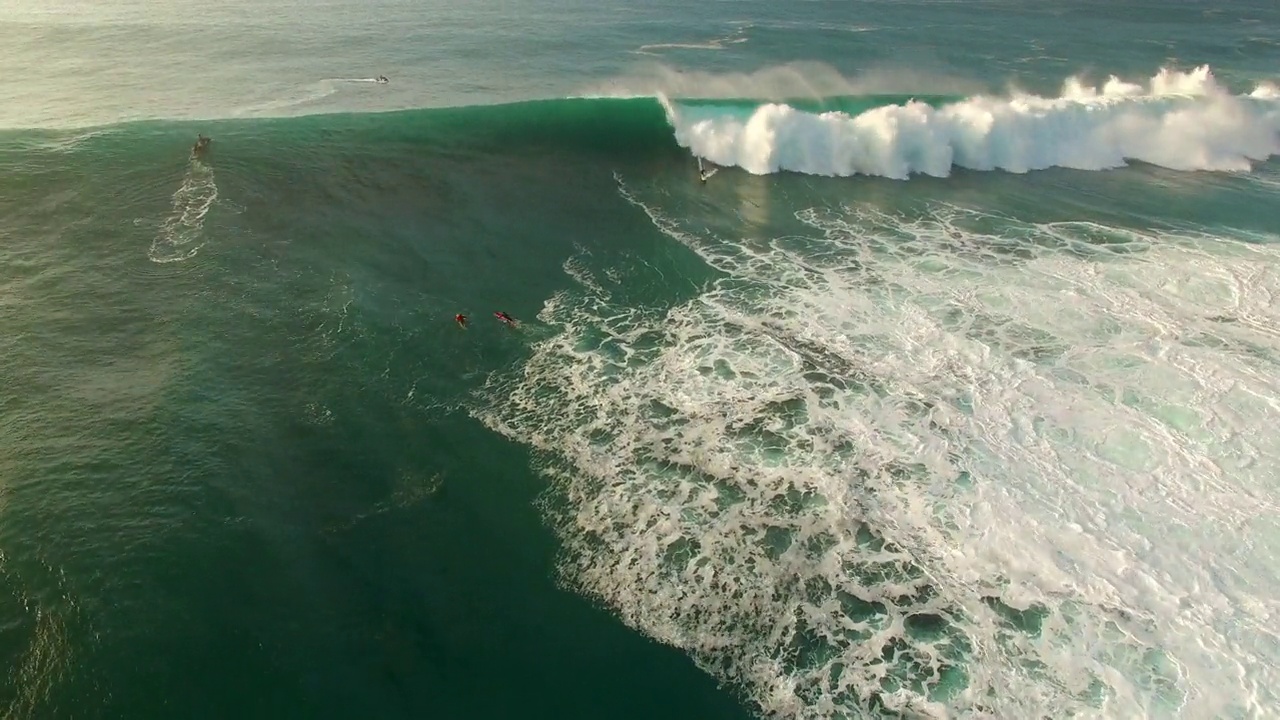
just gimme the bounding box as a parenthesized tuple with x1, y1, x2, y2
(698, 157, 719, 182)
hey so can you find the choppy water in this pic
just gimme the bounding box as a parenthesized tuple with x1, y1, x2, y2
(3, 0, 1280, 718)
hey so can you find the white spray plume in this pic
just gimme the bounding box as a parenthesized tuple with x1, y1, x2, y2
(583, 60, 988, 101)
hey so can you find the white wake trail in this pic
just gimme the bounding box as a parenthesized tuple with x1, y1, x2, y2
(149, 159, 218, 263)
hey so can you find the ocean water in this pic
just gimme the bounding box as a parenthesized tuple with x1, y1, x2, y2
(3, 0, 1280, 718)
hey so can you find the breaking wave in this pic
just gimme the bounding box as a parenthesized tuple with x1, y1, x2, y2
(24, 64, 1279, 184)
(664, 65, 1280, 178)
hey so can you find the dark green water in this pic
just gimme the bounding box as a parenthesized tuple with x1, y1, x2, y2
(0, 100, 749, 718)
(8, 0, 1280, 713)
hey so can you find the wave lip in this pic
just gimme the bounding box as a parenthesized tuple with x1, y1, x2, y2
(665, 65, 1280, 179)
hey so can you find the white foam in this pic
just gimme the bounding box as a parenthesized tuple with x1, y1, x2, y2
(663, 65, 1280, 178)
(229, 79, 343, 118)
(148, 158, 218, 263)
(474, 182, 1280, 718)
(637, 23, 751, 53)
(1249, 79, 1280, 100)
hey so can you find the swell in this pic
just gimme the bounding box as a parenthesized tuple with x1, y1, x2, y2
(3, 65, 1278, 182)
(0, 97, 681, 163)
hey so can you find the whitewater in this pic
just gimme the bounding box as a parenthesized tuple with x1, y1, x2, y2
(476, 189, 1280, 718)
(660, 66, 1280, 178)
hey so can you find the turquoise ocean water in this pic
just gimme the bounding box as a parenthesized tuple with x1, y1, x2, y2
(3, 1, 1280, 717)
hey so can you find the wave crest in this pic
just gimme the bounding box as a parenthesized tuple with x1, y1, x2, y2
(665, 65, 1280, 179)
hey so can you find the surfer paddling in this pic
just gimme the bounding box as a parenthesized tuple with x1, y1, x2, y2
(455, 313, 468, 328)
(494, 311, 517, 327)
(191, 134, 211, 158)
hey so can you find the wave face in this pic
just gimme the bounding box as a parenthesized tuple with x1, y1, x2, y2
(8, 65, 1277, 185)
(664, 66, 1280, 178)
